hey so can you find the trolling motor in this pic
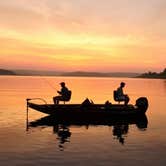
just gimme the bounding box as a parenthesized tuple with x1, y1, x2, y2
(26, 98, 48, 117)
(26, 98, 47, 105)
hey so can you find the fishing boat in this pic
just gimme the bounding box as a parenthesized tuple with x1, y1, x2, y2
(27, 97, 148, 121)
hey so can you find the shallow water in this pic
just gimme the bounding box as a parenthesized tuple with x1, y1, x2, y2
(0, 76, 166, 166)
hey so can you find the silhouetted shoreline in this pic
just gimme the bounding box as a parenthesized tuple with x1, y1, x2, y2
(0, 69, 16, 75)
(0, 68, 166, 79)
(0, 69, 140, 77)
(136, 68, 166, 79)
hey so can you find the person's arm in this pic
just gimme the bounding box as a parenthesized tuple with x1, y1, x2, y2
(57, 90, 62, 94)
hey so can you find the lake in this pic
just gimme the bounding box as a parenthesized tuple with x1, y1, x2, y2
(0, 76, 166, 166)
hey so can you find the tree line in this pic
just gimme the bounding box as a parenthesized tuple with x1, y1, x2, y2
(138, 68, 166, 79)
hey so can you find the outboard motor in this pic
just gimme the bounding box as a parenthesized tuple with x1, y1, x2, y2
(135, 97, 149, 113)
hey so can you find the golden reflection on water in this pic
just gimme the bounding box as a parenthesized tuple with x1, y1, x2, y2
(0, 76, 166, 165)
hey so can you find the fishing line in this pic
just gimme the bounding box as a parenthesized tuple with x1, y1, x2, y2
(38, 75, 58, 91)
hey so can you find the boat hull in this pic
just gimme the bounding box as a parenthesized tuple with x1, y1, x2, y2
(27, 102, 147, 121)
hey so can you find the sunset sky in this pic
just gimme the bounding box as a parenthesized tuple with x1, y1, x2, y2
(0, 0, 165, 72)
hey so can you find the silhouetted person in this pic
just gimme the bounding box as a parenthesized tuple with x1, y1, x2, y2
(116, 82, 130, 105)
(53, 82, 71, 104)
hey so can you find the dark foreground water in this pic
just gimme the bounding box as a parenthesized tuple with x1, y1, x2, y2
(0, 76, 166, 166)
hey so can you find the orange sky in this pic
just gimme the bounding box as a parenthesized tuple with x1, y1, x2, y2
(0, 0, 165, 72)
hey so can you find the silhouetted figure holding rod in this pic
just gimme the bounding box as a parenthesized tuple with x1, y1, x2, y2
(53, 82, 71, 104)
(116, 82, 130, 105)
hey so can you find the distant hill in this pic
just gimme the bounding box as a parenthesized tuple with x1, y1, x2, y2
(61, 71, 140, 77)
(13, 69, 62, 76)
(3, 68, 166, 79)
(137, 68, 166, 79)
(0, 69, 16, 75)
(1, 69, 140, 77)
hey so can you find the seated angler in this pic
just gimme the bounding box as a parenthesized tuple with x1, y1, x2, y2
(116, 82, 130, 105)
(53, 82, 71, 104)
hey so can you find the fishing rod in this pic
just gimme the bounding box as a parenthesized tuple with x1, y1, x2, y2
(38, 75, 58, 91)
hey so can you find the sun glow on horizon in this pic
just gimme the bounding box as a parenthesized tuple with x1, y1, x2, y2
(0, 0, 165, 72)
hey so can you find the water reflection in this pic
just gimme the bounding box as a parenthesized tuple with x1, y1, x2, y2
(53, 125, 71, 151)
(113, 124, 129, 145)
(113, 117, 148, 145)
(27, 115, 148, 149)
(164, 80, 166, 92)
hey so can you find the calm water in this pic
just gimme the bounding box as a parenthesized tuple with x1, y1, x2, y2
(0, 76, 166, 166)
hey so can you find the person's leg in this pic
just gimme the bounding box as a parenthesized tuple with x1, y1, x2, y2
(53, 96, 61, 104)
(53, 96, 57, 104)
(56, 99, 59, 104)
(124, 95, 130, 105)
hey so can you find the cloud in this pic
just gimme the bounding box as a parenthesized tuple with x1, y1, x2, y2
(0, 1, 51, 34)
(1, 0, 166, 37)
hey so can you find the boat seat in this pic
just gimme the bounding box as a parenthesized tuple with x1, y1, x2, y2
(61, 90, 72, 104)
(113, 90, 124, 104)
(62, 99, 70, 104)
